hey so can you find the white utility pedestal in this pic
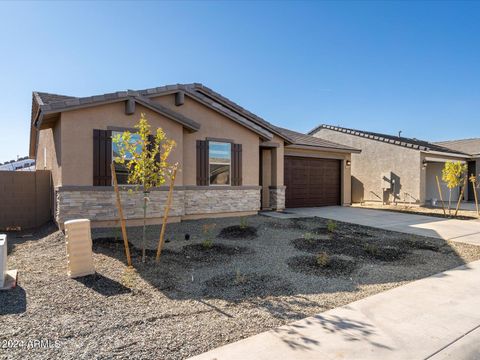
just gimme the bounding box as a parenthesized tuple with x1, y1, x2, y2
(0, 234, 6, 288)
(64, 219, 95, 278)
(0, 234, 17, 290)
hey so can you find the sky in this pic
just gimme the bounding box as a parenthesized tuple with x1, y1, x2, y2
(0, 0, 479, 163)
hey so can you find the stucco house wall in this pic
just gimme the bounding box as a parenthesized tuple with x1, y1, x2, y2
(36, 119, 62, 187)
(313, 128, 423, 204)
(151, 94, 261, 186)
(49, 99, 264, 227)
(32, 85, 357, 228)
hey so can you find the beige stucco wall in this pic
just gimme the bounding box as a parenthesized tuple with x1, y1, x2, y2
(283, 146, 352, 205)
(151, 95, 261, 185)
(313, 129, 422, 204)
(424, 162, 460, 203)
(261, 148, 272, 208)
(59, 102, 184, 186)
(421, 152, 467, 204)
(36, 119, 62, 187)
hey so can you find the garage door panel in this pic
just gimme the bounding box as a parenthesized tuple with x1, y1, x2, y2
(285, 156, 341, 208)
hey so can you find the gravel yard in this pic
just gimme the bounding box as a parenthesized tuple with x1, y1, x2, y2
(2, 215, 480, 360)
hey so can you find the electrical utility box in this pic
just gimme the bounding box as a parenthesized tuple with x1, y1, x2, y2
(64, 219, 95, 278)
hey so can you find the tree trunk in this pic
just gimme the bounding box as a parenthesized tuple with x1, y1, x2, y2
(142, 190, 148, 263)
(448, 189, 452, 215)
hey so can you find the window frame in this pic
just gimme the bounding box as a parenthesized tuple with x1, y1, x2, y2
(111, 130, 142, 186)
(208, 141, 232, 186)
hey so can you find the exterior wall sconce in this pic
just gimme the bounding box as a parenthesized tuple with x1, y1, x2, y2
(346, 160, 351, 167)
(423, 160, 428, 169)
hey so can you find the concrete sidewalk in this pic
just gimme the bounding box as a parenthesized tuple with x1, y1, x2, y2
(285, 207, 480, 246)
(189, 260, 480, 360)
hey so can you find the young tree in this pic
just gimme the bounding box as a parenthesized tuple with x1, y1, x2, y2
(441, 161, 467, 215)
(113, 113, 176, 262)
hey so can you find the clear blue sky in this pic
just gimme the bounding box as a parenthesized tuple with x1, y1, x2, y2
(1, 1, 479, 163)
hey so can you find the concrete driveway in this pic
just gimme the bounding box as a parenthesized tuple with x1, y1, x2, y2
(285, 206, 480, 246)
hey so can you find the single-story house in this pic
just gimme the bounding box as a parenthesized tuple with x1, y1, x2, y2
(434, 138, 480, 202)
(310, 125, 476, 205)
(30, 84, 360, 228)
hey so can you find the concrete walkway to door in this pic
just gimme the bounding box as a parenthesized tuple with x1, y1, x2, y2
(285, 206, 480, 246)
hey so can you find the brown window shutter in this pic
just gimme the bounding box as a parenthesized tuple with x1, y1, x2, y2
(232, 144, 242, 186)
(196, 140, 208, 185)
(93, 129, 112, 186)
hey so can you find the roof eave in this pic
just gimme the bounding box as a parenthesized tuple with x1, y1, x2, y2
(286, 144, 361, 154)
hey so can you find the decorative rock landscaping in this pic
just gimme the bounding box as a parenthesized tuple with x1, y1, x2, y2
(2, 215, 480, 360)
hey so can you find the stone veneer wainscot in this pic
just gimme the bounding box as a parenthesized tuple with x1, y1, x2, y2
(56, 186, 261, 225)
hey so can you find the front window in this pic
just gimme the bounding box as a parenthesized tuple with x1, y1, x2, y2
(209, 141, 231, 185)
(112, 131, 141, 185)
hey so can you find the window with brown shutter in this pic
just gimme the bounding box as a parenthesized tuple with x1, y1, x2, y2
(232, 143, 242, 186)
(93, 129, 112, 186)
(196, 140, 208, 185)
(196, 140, 242, 186)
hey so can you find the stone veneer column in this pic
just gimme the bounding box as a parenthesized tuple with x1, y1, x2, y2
(269, 186, 286, 211)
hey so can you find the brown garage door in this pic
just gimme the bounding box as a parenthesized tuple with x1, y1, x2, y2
(284, 156, 341, 208)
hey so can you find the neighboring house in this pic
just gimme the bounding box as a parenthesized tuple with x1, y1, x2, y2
(29, 84, 359, 228)
(434, 138, 480, 202)
(0, 158, 35, 171)
(310, 125, 473, 205)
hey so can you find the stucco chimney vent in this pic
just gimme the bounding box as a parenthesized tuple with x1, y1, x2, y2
(175, 91, 185, 106)
(125, 98, 135, 115)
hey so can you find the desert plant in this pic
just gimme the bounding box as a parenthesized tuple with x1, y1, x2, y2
(201, 239, 213, 249)
(121, 266, 137, 289)
(113, 113, 176, 263)
(239, 216, 248, 230)
(364, 243, 379, 256)
(234, 269, 247, 285)
(442, 161, 467, 215)
(316, 252, 330, 267)
(327, 220, 337, 233)
(201, 223, 216, 249)
(303, 232, 316, 243)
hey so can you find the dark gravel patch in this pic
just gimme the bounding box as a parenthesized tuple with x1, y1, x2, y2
(363, 244, 409, 262)
(181, 243, 252, 265)
(287, 254, 357, 276)
(217, 225, 258, 239)
(291, 237, 410, 262)
(406, 238, 442, 252)
(203, 272, 294, 300)
(266, 218, 309, 230)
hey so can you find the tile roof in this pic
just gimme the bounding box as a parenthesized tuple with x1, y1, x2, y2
(274, 126, 360, 152)
(434, 138, 480, 156)
(33, 84, 293, 143)
(310, 124, 469, 156)
(35, 92, 77, 105)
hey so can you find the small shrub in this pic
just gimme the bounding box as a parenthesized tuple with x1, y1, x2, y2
(202, 239, 213, 249)
(327, 220, 337, 233)
(234, 270, 247, 285)
(121, 267, 137, 289)
(239, 217, 248, 230)
(316, 251, 330, 267)
(202, 224, 216, 243)
(304, 232, 316, 243)
(364, 243, 379, 256)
